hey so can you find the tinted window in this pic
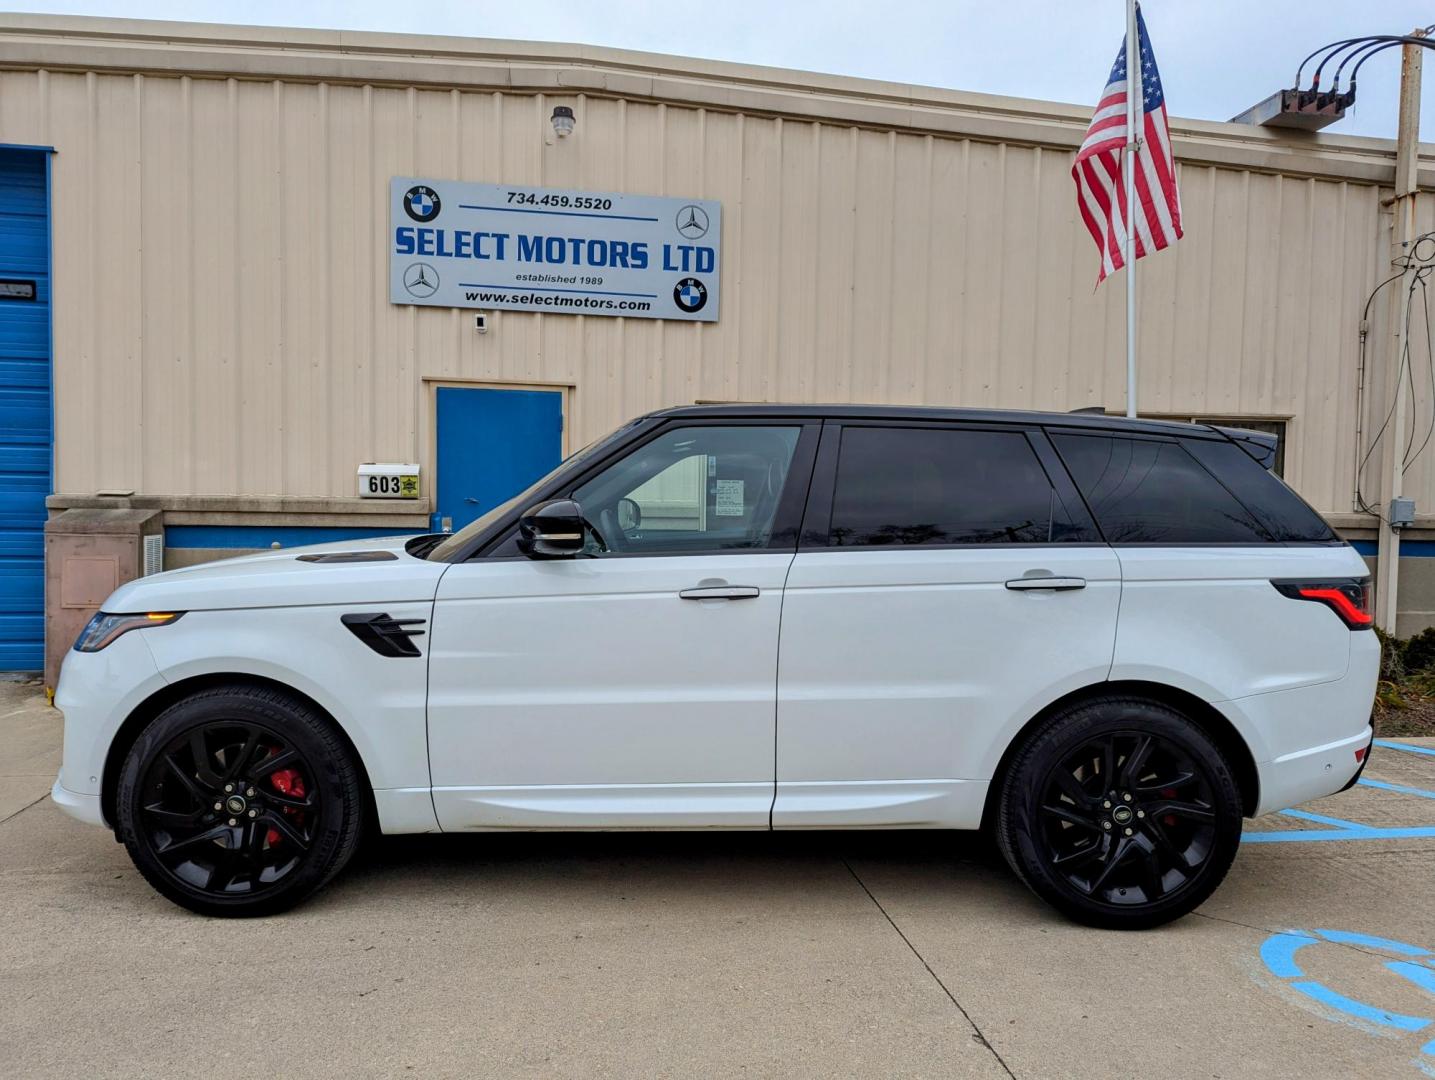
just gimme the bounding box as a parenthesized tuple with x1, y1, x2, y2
(1182, 438, 1335, 542)
(827, 426, 1061, 546)
(1052, 433, 1271, 544)
(571, 425, 801, 555)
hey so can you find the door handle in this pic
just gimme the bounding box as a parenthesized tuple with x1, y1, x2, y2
(1005, 576, 1086, 591)
(679, 585, 761, 600)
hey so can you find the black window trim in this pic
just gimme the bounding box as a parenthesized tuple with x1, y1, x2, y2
(474, 417, 822, 561)
(797, 419, 1103, 553)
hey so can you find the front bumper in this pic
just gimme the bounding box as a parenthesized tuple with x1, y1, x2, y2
(52, 630, 167, 828)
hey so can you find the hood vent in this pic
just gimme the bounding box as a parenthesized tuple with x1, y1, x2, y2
(296, 550, 399, 563)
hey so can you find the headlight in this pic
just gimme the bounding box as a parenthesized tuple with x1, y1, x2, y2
(73, 611, 183, 653)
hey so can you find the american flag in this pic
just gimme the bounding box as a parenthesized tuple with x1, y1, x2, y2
(1073, 4, 1183, 284)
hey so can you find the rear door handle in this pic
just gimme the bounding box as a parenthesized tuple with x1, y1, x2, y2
(679, 585, 761, 600)
(1005, 576, 1086, 591)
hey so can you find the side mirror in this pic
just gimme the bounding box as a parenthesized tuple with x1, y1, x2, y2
(617, 497, 642, 532)
(517, 499, 586, 559)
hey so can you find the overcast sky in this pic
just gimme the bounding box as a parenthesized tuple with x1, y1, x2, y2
(9, 1, 1435, 140)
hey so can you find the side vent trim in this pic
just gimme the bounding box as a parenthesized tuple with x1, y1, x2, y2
(341, 612, 427, 658)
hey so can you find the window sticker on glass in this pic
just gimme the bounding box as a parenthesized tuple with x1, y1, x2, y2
(715, 478, 745, 516)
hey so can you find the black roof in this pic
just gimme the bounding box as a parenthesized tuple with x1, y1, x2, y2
(645, 403, 1222, 438)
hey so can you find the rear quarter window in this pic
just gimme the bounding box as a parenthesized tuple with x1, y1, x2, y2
(1050, 432, 1272, 544)
(1180, 438, 1336, 543)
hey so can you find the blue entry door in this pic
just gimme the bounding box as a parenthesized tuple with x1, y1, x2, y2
(0, 148, 51, 671)
(435, 387, 564, 533)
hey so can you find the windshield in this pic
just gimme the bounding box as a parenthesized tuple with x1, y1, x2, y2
(426, 417, 646, 561)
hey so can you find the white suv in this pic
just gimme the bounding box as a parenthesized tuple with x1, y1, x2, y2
(53, 405, 1378, 927)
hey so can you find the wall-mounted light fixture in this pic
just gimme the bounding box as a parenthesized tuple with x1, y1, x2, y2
(550, 105, 575, 138)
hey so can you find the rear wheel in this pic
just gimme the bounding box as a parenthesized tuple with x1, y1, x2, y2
(115, 685, 365, 917)
(996, 697, 1243, 930)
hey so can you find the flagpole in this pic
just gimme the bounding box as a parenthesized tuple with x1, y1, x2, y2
(1124, 0, 1139, 418)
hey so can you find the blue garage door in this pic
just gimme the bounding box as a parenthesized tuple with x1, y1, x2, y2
(435, 387, 563, 533)
(0, 149, 51, 671)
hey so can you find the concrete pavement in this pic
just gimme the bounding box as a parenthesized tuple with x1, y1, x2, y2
(5, 679, 1435, 1079)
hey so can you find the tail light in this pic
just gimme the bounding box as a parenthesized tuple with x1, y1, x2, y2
(1271, 578, 1373, 630)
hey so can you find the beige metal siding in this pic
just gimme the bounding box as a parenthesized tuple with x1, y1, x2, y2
(0, 20, 1420, 516)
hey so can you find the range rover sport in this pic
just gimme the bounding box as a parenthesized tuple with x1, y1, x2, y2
(53, 405, 1378, 928)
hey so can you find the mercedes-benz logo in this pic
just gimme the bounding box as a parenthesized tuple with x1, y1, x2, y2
(675, 204, 709, 239)
(403, 262, 439, 298)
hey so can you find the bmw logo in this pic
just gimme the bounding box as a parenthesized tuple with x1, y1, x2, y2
(673, 277, 708, 313)
(404, 185, 442, 223)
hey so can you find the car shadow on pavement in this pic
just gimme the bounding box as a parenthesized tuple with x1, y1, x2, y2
(328, 827, 1025, 910)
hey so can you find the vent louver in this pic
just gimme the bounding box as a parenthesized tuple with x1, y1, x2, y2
(340, 612, 426, 658)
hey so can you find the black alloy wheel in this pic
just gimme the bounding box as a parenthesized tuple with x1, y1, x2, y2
(997, 697, 1242, 930)
(1036, 730, 1216, 905)
(116, 685, 365, 917)
(137, 721, 319, 895)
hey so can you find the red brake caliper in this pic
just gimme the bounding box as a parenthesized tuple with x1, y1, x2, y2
(1160, 786, 1178, 827)
(267, 768, 306, 847)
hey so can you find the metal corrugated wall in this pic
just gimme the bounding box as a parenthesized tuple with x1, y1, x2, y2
(0, 52, 1408, 517)
(0, 146, 50, 670)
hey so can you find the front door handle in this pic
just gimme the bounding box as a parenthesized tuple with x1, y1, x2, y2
(679, 585, 761, 600)
(1005, 576, 1087, 592)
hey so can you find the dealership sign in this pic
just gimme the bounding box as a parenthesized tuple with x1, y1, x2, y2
(389, 178, 721, 322)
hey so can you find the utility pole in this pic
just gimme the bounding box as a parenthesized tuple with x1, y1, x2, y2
(1375, 29, 1427, 634)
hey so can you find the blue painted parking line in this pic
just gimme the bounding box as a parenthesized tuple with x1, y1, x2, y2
(1361, 778, 1435, 801)
(1282, 807, 1373, 828)
(1375, 740, 1435, 757)
(1244, 824, 1435, 842)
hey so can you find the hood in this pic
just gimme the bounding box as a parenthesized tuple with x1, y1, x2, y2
(104, 534, 447, 613)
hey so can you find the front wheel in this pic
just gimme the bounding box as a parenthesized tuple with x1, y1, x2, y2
(996, 697, 1243, 930)
(115, 685, 366, 917)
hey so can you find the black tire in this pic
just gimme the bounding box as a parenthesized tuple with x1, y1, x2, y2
(115, 684, 366, 917)
(996, 697, 1242, 930)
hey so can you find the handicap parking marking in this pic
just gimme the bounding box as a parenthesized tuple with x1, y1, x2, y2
(1257, 928, 1435, 1072)
(1315, 929, 1433, 956)
(1393, 962, 1435, 996)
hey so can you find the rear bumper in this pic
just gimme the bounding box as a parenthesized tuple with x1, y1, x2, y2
(1217, 630, 1378, 817)
(1254, 726, 1372, 817)
(1339, 736, 1374, 793)
(51, 776, 106, 827)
